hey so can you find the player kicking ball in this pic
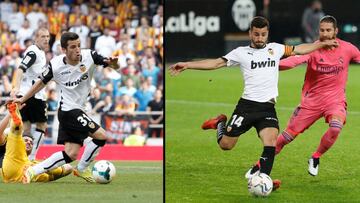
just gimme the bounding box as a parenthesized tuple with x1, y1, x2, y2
(169, 16, 338, 191)
(0, 102, 72, 183)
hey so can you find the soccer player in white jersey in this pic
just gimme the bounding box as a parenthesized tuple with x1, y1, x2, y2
(15, 32, 119, 183)
(11, 28, 50, 161)
(169, 16, 338, 190)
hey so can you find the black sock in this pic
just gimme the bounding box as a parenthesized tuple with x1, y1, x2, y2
(216, 121, 226, 143)
(259, 146, 276, 175)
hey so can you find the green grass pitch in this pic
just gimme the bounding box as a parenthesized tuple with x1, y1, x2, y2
(166, 64, 360, 202)
(0, 161, 163, 203)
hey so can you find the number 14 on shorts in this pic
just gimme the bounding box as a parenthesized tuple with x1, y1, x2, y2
(230, 115, 244, 127)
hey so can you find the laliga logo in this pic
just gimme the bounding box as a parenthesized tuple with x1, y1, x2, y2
(165, 11, 220, 37)
(232, 0, 256, 31)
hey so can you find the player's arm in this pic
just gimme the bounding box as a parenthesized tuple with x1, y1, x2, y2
(11, 51, 37, 97)
(168, 58, 226, 76)
(291, 40, 338, 55)
(15, 63, 53, 104)
(279, 55, 310, 71)
(91, 50, 120, 70)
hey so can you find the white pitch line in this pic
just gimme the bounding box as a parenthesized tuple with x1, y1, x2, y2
(166, 99, 360, 115)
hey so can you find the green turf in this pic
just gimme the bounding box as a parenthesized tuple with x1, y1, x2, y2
(0, 161, 163, 203)
(166, 64, 360, 202)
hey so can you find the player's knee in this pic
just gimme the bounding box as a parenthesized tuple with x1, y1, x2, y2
(92, 128, 107, 140)
(219, 140, 235, 150)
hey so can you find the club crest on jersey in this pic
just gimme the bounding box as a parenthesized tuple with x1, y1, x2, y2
(227, 126, 232, 132)
(88, 122, 95, 129)
(339, 57, 343, 64)
(268, 48, 274, 55)
(79, 64, 86, 72)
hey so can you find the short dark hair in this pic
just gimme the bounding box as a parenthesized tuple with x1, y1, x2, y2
(250, 16, 269, 30)
(320, 15, 337, 29)
(60, 32, 79, 48)
(23, 134, 34, 140)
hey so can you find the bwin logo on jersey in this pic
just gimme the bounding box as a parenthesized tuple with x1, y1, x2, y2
(251, 58, 276, 69)
(65, 74, 89, 86)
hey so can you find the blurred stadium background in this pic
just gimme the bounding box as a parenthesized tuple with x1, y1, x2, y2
(0, 0, 163, 161)
(166, 0, 360, 61)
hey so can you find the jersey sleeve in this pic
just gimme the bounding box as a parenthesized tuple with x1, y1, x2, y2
(20, 51, 37, 72)
(349, 43, 360, 63)
(282, 45, 295, 58)
(222, 47, 242, 66)
(90, 50, 109, 67)
(279, 55, 310, 70)
(39, 63, 54, 84)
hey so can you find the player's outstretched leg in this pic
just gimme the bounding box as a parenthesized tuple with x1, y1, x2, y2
(74, 138, 106, 183)
(308, 120, 342, 176)
(201, 114, 227, 144)
(7, 102, 22, 135)
(201, 114, 227, 130)
(308, 157, 320, 176)
(50, 164, 73, 181)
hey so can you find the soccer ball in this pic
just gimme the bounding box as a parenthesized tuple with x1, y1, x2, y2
(247, 173, 273, 197)
(92, 160, 116, 184)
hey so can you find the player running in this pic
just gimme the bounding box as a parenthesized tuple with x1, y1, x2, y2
(0, 102, 72, 183)
(246, 15, 360, 177)
(15, 32, 119, 184)
(169, 16, 338, 190)
(11, 28, 50, 161)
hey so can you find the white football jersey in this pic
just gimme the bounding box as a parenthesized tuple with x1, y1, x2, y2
(223, 43, 287, 103)
(40, 49, 109, 111)
(19, 45, 47, 101)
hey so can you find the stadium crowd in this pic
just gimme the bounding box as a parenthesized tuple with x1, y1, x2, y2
(0, 0, 164, 143)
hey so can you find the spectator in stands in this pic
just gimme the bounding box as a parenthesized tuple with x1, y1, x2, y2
(8, 3, 25, 33)
(134, 80, 153, 111)
(58, 0, 70, 14)
(302, 0, 324, 43)
(26, 2, 47, 31)
(68, 5, 84, 27)
(145, 76, 156, 93)
(142, 57, 160, 86)
(130, 5, 141, 27)
(5, 33, 22, 55)
(95, 28, 116, 57)
(0, 0, 13, 23)
(123, 126, 146, 146)
(92, 94, 115, 114)
(120, 19, 137, 39)
(88, 87, 102, 109)
(121, 64, 141, 89)
(147, 89, 163, 138)
(87, 19, 103, 49)
(115, 43, 136, 69)
(115, 94, 136, 116)
(16, 20, 34, 49)
(152, 5, 163, 28)
(48, 1, 66, 48)
(117, 78, 137, 97)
